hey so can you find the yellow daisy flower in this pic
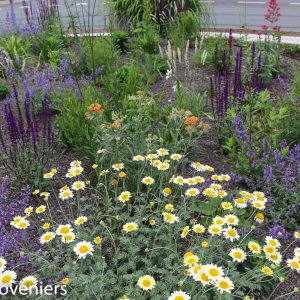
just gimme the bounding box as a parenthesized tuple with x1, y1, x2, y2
(137, 275, 156, 290)
(123, 222, 138, 233)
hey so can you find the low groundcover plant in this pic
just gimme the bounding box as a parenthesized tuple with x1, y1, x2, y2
(1, 149, 299, 299)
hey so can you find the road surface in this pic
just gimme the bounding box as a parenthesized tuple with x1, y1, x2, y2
(207, 0, 300, 32)
(0, 0, 299, 32)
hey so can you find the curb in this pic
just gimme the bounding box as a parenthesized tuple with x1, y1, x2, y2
(67, 30, 300, 45)
(204, 31, 300, 45)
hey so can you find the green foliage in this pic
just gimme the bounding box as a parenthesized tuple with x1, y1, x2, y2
(141, 53, 169, 84)
(138, 29, 159, 54)
(165, 11, 200, 49)
(55, 84, 106, 158)
(112, 30, 130, 53)
(194, 35, 228, 68)
(178, 11, 199, 41)
(79, 37, 117, 75)
(292, 70, 300, 99)
(30, 26, 69, 67)
(193, 49, 209, 67)
(221, 91, 290, 157)
(107, 61, 146, 100)
(0, 34, 30, 71)
(175, 83, 207, 116)
(112, 0, 201, 27)
(259, 36, 284, 80)
(0, 82, 9, 100)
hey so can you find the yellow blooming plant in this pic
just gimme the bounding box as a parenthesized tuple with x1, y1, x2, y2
(5, 150, 300, 300)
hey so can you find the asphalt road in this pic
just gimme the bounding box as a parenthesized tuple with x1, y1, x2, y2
(0, 0, 299, 32)
(207, 0, 300, 32)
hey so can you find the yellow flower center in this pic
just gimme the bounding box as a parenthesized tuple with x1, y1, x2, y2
(200, 273, 209, 282)
(65, 235, 73, 242)
(60, 227, 70, 234)
(187, 257, 197, 264)
(18, 222, 27, 228)
(174, 296, 185, 300)
(44, 234, 52, 241)
(2, 275, 12, 284)
(291, 261, 299, 268)
(269, 240, 277, 247)
(265, 247, 275, 254)
(184, 252, 193, 258)
(193, 265, 202, 273)
(227, 229, 236, 237)
(219, 281, 229, 289)
(79, 245, 89, 253)
(24, 280, 34, 288)
(208, 268, 219, 277)
(234, 252, 242, 259)
(142, 279, 151, 288)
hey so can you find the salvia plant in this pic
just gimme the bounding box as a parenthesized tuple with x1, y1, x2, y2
(0, 85, 54, 188)
(210, 35, 262, 120)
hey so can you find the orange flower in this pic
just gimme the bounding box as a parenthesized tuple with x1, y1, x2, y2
(185, 116, 199, 126)
(111, 179, 118, 186)
(109, 121, 122, 130)
(87, 103, 105, 113)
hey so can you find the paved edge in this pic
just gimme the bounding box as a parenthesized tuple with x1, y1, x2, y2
(68, 30, 300, 45)
(203, 31, 300, 45)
